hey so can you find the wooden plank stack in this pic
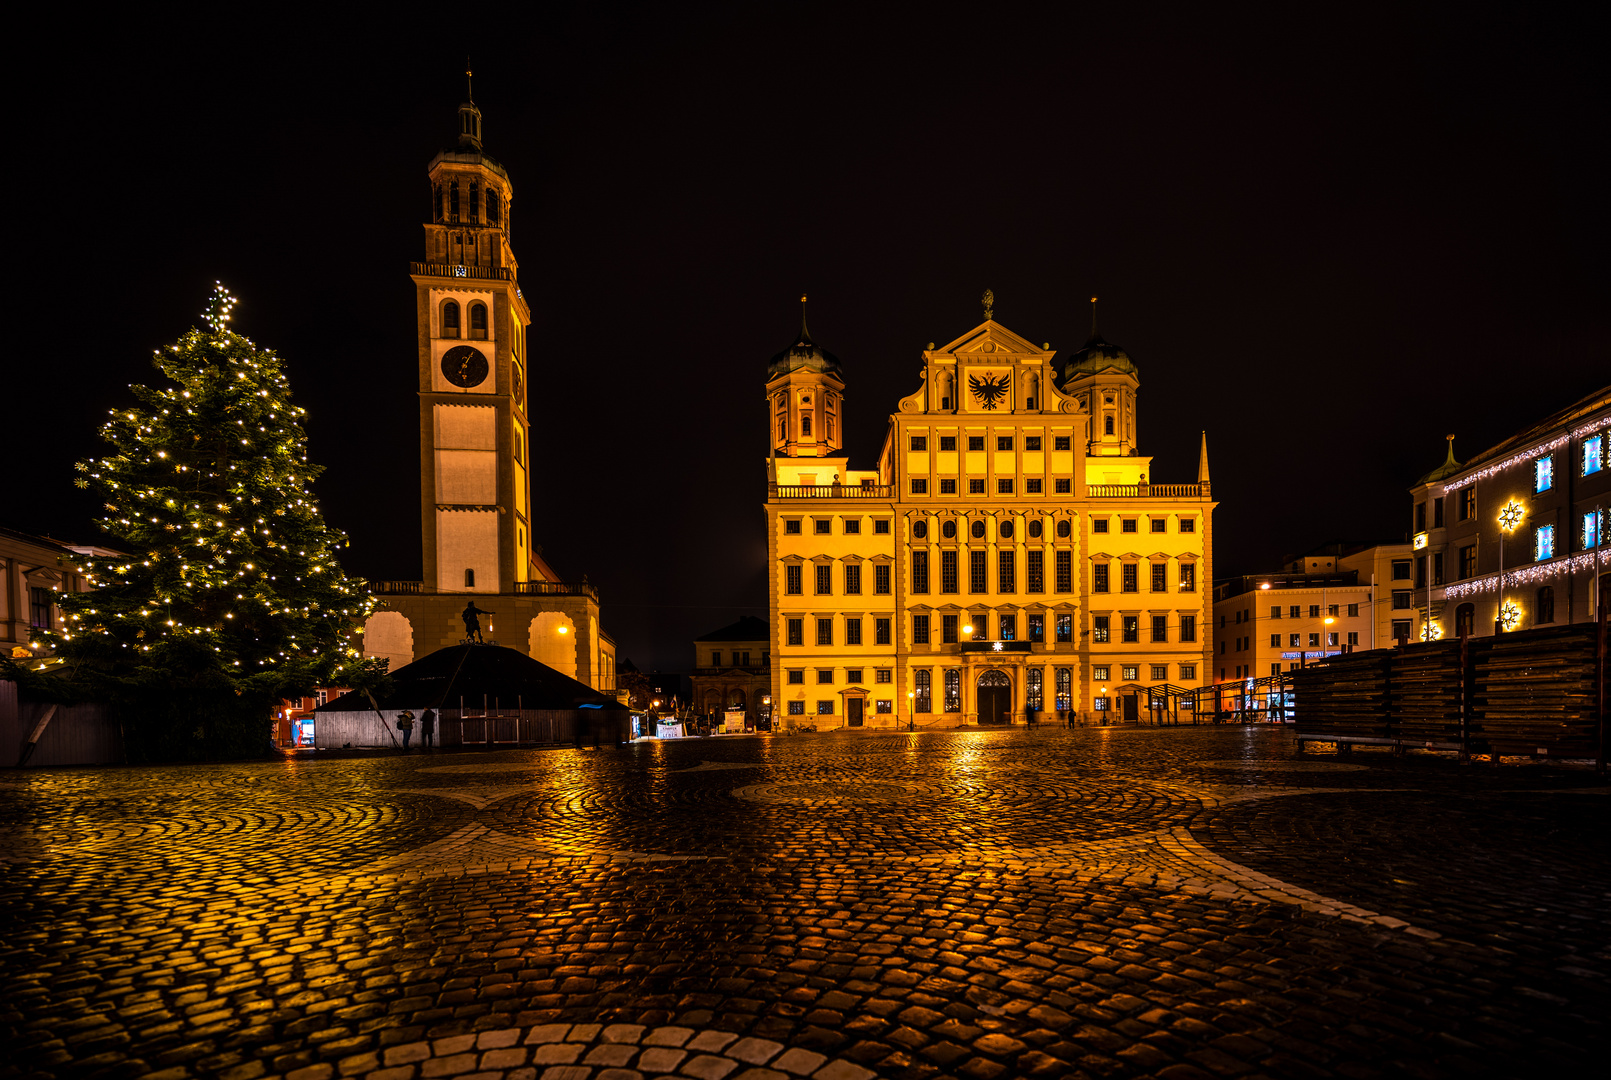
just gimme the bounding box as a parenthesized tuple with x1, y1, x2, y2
(1469, 624, 1601, 756)
(1390, 639, 1465, 744)
(1290, 651, 1394, 740)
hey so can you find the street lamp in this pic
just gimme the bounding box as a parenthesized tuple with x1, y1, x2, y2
(1497, 499, 1526, 633)
(907, 690, 915, 731)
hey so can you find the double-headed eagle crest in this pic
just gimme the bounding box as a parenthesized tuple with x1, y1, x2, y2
(969, 372, 1010, 410)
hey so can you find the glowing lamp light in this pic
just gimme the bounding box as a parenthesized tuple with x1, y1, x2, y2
(962, 625, 974, 636)
(1499, 601, 1522, 631)
(1498, 500, 1525, 532)
(1259, 582, 1271, 590)
(557, 626, 568, 634)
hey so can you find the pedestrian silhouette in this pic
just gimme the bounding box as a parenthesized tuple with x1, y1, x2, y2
(462, 601, 495, 644)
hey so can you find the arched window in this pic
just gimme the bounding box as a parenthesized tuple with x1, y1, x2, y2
(1455, 603, 1475, 638)
(433, 185, 443, 222)
(464, 568, 476, 588)
(469, 183, 480, 224)
(468, 303, 488, 339)
(486, 189, 500, 222)
(802, 415, 812, 437)
(1104, 415, 1115, 435)
(778, 417, 788, 441)
(1535, 586, 1554, 624)
(449, 181, 460, 220)
(441, 300, 460, 339)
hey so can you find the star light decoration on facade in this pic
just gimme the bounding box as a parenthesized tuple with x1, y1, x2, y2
(992, 640, 1004, 651)
(1499, 601, 1522, 631)
(1498, 499, 1525, 532)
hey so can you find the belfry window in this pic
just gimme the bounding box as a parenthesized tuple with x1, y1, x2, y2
(1104, 415, 1114, 435)
(441, 301, 461, 339)
(469, 303, 488, 340)
(802, 415, 812, 437)
(469, 184, 480, 224)
(486, 189, 500, 223)
(450, 181, 460, 220)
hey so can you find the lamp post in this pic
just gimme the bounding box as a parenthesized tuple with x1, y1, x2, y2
(907, 690, 915, 731)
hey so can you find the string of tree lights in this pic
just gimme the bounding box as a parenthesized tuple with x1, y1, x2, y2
(40, 285, 381, 758)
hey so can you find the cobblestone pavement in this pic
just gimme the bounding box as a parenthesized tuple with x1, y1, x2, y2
(3, 727, 1607, 1080)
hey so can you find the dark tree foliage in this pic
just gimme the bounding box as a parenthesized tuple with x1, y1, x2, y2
(46, 286, 381, 758)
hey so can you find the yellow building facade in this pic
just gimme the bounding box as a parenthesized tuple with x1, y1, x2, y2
(765, 297, 1215, 727)
(360, 95, 615, 691)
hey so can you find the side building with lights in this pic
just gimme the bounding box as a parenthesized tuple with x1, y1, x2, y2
(1410, 386, 1610, 639)
(357, 95, 617, 691)
(764, 296, 1215, 728)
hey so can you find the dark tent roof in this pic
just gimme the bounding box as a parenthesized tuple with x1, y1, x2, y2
(317, 644, 627, 712)
(695, 615, 769, 642)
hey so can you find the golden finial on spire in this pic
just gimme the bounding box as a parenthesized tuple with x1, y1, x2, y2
(466, 57, 474, 101)
(1090, 296, 1098, 335)
(981, 289, 994, 320)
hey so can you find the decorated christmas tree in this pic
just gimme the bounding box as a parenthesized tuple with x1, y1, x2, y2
(48, 285, 379, 758)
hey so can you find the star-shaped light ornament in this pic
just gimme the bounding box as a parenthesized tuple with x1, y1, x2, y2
(1498, 500, 1525, 532)
(992, 640, 1004, 652)
(1499, 601, 1522, 631)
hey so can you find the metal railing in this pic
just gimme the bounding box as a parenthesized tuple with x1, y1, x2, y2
(1088, 483, 1205, 498)
(366, 580, 598, 600)
(408, 262, 517, 283)
(770, 483, 894, 498)
(692, 666, 770, 676)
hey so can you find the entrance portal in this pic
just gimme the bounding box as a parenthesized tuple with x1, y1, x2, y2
(1122, 693, 1139, 724)
(977, 670, 1011, 724)
(847, 697, 864, 727)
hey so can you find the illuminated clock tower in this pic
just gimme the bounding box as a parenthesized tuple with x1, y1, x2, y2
(413, 93, 536, 593)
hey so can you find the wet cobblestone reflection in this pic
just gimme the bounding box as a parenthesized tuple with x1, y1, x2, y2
(2, 727, 1606, 1078)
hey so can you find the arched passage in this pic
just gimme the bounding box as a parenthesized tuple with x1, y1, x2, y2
(528, 612, 577, 678)
(977, 669, 1012, 725)
(363, 611, 414, 674)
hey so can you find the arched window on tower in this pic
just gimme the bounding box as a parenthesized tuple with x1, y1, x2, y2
(779, 416, 788, 442)
(433, 185, 443, 222)
(468, 303, 488, 340)
(449, 181, 460, 221)
(802, 415, 812, 437)
(486, 189, 500, 223)
(441, 300, 460, 339)
(469, 184, 480, 225)
(1104, 415, 1114, 436)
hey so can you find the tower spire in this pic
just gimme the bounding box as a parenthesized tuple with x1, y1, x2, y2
(799, 293, 810, 342)
(1197, 430, 1211, 488)
(466, 58, 474, 102)
(1090, 296, 1098, 336)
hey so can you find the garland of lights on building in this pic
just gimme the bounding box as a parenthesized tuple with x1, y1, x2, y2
(1443, 549, 1610, 599)
(1439, 415, 1611, 495)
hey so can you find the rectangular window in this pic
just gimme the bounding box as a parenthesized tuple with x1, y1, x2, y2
(875, 699, 892, 713)
(1122, 563, 1138, 592)
(997, 436, 1013, 451)
(784, 519, 801, 535)
(1123, 615, 1140, 643)
(1092, 615, 1110, 643)
(1270, 633, 1281, 647)
(1308, 633, 1321, 648)
(1180, 615, 1196, 642)
(846, 618, 862, 645)
(1460, 487, 1475, 521)
(1027, 668, 1043, 710)
(942, 613, 959, 643)
(1028, 614, 1044, 642)
(1055, 479, 1072, 493)
(875, 519, 890, 533)
(786, 565, 802, 595)
(1151, 664, 1168, 680)
(1535, 525, 1555, 561)
(816, 564, 832, 594)
(1416, 556, 1427, 588)
(29, 587, 53, 629)
(1092, 665, 1110, 681)
(1179, 518, 1195, 533)
(1415, 502, 1427, 532)
(1027, 550, 1044, 593)
(1347, 603, 1359, 617)
(1392, 619, 1412, 641)
(817, 669, 834, 684)
(710, 651, 722, 667)
(1178, 564, 1196, 592)
(1055, 668, 1072, 710)
(1026, 478, 1042, 493)
(1151, 563, 1166, 592)
(912, 614, 930, 645)
(1122, 665, 1139, 682)
(1054, 436, 1071, 451)
(940, 478, 957, 494)
(1056, 614, 1072, 643)
(1025, 436, 1042, 451)
(1093, 563, 1109, 593)
(1586, 435, 1605, 475)
(1271, 663, 1282, 677)
(874, 564, 890, 595)
(968, 436, 985, 451)
(998, 550, 1015, 593)
(1460, 544, 1477, 579)
(1121, 518, 1138, 533)
(1433, 496, 1445, 527)
(1092, 518, 1109, 533)
(969, 478, 986, 494)
(846, 668, 863, 684)
(1433, 552, 1444, 586)
(944, 669, 961, 712)
(912, 550, 929, 593)
(843, 518, 861, 534)
(787, 669, 804, 684)
(911, 478, 928, 494)
(1327, 632, 1339, 647)
(1270, 606, 1282, 619)
(1586, 510, 1603, 548)
(1151, 518, 1167, 533)
(999, 613, 1016, 640)
(1392, 590, 1413, 610)
(970, 550, 987, 593)
(876, 668, 892, 683)
(816, 618, 833, 645)
(844, 564, 861, 594)
(1392, 560, 1412, 581)
(875, 618, 891, 645)
(1180, 664, 1196, 680)
(1348, 631, 1359, 645)
(787, 618, 803, 646)
(817, 701, 835, 715)
(1152, 615, 1168, 642)
(788, 700, 805, 715)
(939, 435, 956, 451)
(1535, 456, 1554, 493)
(914, 670, 932, 712)
(1289, 605, 1301, 619)
(1309, 604, 1321, 618)
(941, 551, 958, 593)
(1056, 550, 1072, 593)
(911, 435, 927, 451)
(814, 519, 831, 534)
(997, 479, 1014, 494)
(1289, 633, 1300, 647)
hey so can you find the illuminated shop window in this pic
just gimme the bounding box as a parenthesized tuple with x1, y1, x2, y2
(1585, 435, 1604, 475)
(1534, 524, 1555, 561)
(1534, 456, 1553, 493)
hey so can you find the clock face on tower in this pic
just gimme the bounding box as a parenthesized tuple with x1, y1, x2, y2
(441, 345, 490, 388)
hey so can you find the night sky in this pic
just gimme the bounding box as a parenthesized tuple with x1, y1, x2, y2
(19, 5, 1606, 671)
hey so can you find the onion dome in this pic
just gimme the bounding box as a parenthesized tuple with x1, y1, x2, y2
(1058, 330, 1137, 386)
(1418, 436, 1464, 485)
(767, 295, 843, 379)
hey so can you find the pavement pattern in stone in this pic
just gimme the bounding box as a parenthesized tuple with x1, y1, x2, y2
(2, 726, 1607, 1080)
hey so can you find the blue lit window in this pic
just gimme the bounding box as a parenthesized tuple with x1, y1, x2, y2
(1534, 524, 1555, 561)
(1586, 435, 1604, 475)
(1587, 510, 1603, 549)
(1534, 456, 1553, 493)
